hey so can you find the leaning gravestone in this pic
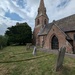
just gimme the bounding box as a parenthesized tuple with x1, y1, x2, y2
(33, 46, 37, 55)
(56, 47, 66, 71)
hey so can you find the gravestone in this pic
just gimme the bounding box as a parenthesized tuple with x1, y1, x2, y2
(26, 43, 32, 50)
(33, 46, 37, 55)
(56, 47, 66, 71)
(0, 45, 3, 50)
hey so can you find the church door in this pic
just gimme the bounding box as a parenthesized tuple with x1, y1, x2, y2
(51, 35, 59, 49)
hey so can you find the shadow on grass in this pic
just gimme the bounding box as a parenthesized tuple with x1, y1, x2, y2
(0, 54, 50, 63)
(57, 65, 75, 75)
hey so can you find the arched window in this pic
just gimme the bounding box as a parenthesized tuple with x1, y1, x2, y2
(38, 10, 39, 14)
(74, 34, 75, 41)
(37, 19, 40, 25)
(44, 19, 46, 24)
(51, 35, 59, 49)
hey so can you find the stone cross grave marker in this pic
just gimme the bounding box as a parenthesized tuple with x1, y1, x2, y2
(56, 47, 66, 71)
(33, 46, 37, 55)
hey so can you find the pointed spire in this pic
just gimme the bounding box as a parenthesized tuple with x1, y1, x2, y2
(36, 0, 49, 20)
(38, 0, 46, 15)
(39, 0, 45, 9)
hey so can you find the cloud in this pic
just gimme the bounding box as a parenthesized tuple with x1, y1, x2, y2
(0, 24, 7, 35)
(0, 0, 75, 35)
(45, 0, 75, 22)
(57, 0, 70, 9)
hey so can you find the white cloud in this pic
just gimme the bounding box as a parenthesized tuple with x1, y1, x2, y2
(45, 0, 75, 22)
(0, 0, 75, 35)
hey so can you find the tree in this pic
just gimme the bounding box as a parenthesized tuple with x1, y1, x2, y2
(5, 22, 32, 45)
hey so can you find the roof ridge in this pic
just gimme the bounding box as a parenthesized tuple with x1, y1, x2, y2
(55, 14, 75, 22)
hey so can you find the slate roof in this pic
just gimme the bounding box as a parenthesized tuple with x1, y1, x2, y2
(38, 14, 75, 36)
(66, 34, 72, 40)
(38, 23, 53, 35)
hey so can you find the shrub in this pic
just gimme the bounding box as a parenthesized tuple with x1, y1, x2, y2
(0, 35, 8, 49)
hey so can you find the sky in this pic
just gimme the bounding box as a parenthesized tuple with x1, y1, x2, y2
(0, 0, 75, 35)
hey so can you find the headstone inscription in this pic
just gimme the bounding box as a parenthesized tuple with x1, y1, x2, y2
(56, 47, 66, 71)
(33, 46, 37, 55)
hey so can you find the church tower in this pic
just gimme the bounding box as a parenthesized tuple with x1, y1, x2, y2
(33, 0, 49, 45)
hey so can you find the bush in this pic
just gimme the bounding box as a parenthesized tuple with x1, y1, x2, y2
(0, 35, 8, 49)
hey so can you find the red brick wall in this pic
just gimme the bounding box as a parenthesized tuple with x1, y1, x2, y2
(33, 15, 48, 45)
(35, 16, 49, 27)
(67, 32, 75, 40)
(67, 32, 75, 51)
(33, 25, 42, 45)
(40, 25, 73, 53)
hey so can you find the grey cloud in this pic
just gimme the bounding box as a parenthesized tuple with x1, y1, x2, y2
(0, 0, 75, 34)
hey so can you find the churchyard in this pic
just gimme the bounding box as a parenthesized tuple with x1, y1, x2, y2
(0, 46, 75, 75)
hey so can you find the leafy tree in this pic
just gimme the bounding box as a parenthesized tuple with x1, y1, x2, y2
(5, 22, 32, 45)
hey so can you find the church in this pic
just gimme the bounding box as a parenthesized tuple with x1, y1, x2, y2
(33, 0, 75, 53)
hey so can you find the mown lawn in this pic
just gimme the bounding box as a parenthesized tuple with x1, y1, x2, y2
(0, 46, 75, 75)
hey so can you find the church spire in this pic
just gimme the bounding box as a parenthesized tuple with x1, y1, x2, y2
(39, 0, 45, 9)
(33, 0, 49, 45)
(36, 0, 49, 20)
(38, 0, 46, 15)
(35, 0, 49, 27)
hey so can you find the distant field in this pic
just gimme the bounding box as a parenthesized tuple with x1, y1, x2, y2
(0, 46, 75, 75)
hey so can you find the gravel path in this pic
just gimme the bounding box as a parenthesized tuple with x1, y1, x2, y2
(38, 48, 75, 58)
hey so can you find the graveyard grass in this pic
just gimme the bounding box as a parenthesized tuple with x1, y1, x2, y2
(0, 46, 75, 75)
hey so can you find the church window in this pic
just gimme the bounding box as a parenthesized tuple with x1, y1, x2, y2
(38, 10, 39, 14)
(44, 19, 46, 24)
(37, 19, 40, 25)
(74, 34, 75, 41)
(51, 35, 59, 49)
(42, 37, 44, 47)
(53, 29, 54, 31)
